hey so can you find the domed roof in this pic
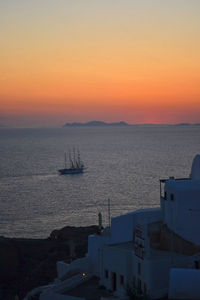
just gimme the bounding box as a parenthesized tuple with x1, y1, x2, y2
(190, 155, 200, 180)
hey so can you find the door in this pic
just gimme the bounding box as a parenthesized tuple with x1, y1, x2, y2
(111, 272, 117, 291)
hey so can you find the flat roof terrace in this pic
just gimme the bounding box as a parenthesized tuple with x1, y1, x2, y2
(149, 248, 191, 261)
(63, 276, 117, 300)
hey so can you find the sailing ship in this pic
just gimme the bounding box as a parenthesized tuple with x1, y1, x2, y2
(58, 148, 85, 175)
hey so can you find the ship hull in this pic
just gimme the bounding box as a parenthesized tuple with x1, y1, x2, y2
(58, 168, 84, 175)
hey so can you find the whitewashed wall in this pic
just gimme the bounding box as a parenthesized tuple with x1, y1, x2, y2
(163, 179, 200, 245)
(169, 268, 200, 299)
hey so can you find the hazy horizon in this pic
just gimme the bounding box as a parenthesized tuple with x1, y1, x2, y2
(1, 118, 200, 129)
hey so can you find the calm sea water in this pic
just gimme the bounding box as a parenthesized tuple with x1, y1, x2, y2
(0, 125, 200, 238)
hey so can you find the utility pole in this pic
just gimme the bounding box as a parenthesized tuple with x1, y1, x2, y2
(108, 198, 111, 228)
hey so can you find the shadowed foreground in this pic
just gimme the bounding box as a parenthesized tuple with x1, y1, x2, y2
(0, 226, 98, 300)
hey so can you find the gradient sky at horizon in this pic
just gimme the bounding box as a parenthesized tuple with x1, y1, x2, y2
(0, 0, 200, 127)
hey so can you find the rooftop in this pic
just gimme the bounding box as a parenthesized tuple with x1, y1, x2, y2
(165, 179, 200, 190)
(149, 248, 191, 260)
(106, 241, 134, 251)
(64, 276, 117, 300)
(104, 241, 191, 261)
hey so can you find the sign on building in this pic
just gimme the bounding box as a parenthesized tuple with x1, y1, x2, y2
(134, 224, 145, 259)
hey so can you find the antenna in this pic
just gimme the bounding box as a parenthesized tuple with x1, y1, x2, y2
(108, 198, 111, 228)
(98, 212, 102, 231)
(65, 152, 67, 168)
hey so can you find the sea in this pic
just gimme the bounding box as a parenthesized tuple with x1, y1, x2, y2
(0, 125, 200, 238)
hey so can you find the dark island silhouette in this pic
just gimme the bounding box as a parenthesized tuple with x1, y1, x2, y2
(63, 121, 200, 127)
(173, 123, 200, 126)
(63, 121, 129, 127)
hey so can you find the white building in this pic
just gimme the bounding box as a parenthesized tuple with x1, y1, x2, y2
(160, 155, 200, 245)
(38, 155, 200, 300)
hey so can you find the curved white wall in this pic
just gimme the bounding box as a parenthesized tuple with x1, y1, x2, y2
(162, 179, 200, 245)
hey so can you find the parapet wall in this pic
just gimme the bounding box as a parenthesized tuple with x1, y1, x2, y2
(150, 224, 200, 255)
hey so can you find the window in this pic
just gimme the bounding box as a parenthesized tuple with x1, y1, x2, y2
(164, 191, 167, 200)
(120, 275, 124, 285)
(105, 270, 109, 279)
(137, 278, 142, 293)
(132, 276, 136, 288)
(112, 272, 117, 291)
(195, 261, 199, 269)
(144, 282, 147, 294)
(138, 262, 141, 275)
(170, 193, 174, 201)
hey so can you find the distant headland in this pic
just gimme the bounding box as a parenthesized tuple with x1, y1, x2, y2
(173, 123, 200, 126)
(63, 121, 200, 127)
(63, 121, 130, 127)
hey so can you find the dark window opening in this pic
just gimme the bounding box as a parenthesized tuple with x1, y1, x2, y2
(144, 282, 147, 294)
(164, 191, 167, 200)
(137, 278, 142, 293)
(105, 270, 109, 279)
(171, 193, 174, 201)
(195, 261, 200, 269)
(132, 276, 136, 288)
(138, 262, 141, 275)
(120, 275, 124, 285)
(112, 272, 117, 291)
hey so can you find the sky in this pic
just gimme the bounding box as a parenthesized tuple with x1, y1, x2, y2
(0, 0, 200, 127)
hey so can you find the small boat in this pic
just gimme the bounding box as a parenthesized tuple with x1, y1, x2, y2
(58, 149, 85, 175)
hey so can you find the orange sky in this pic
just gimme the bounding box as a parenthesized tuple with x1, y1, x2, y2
(0, 0, 200, 127)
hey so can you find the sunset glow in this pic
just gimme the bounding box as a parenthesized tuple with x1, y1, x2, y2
(0, 0, 200, 126)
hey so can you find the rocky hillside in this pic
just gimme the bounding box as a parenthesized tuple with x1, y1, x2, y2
(0, 225, 98, 299)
